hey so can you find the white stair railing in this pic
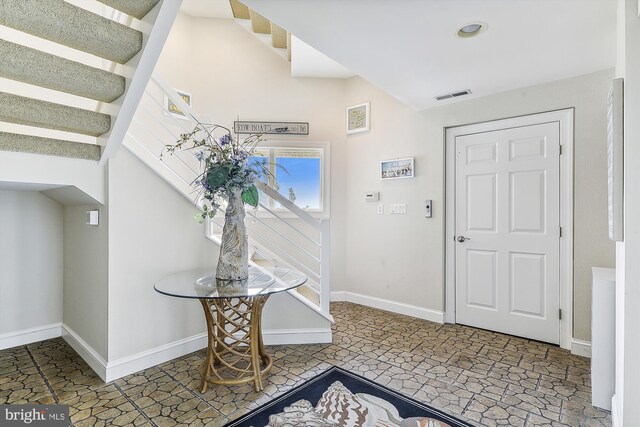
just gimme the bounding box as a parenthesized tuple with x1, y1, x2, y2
(123, 71, 332, 319)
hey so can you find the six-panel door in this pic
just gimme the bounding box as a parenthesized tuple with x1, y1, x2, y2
(455, 122, 560, 344)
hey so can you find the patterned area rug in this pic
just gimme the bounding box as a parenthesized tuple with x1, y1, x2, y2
(225, 366, 472, 426)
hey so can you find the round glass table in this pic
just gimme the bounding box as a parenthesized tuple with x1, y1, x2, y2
(154, 265, 307, 392)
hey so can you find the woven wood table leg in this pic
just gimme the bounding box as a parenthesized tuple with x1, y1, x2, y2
(198, 295, 272, 392)
(199, 299, 216, 393)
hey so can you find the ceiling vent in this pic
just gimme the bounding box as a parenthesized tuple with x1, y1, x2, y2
(435, 89, 472, 101)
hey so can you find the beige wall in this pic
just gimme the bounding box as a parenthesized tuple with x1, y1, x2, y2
(155, 14, 614, 343)
(63, 204, 109, 359)
(156, 13, 348, 292)
(344, 69, 615, 342)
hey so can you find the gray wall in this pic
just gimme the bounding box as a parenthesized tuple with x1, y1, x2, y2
(0, 191, 63, 336)
(63, 204, 109, 359)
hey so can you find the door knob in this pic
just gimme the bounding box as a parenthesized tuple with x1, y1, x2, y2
(457, 235, 470, 243)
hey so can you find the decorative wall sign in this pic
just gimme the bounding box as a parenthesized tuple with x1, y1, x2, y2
(347, 102, 370, 134)
(164, 90, 192, 120)
(234, 121, 309, 135)
(381, 157, 414, 180)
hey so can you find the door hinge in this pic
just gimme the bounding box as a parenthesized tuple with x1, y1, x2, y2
(559, 145, 563, 155)
(559, 309, 562, 320)
(559, 227, 563, 237)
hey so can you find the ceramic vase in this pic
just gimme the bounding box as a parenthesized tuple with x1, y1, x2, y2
(216, 190, 249, 280)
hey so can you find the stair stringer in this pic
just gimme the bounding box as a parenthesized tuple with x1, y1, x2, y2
(0, 150, 105, 204)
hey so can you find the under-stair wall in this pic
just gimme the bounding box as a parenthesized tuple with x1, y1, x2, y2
(0, 191, 63, 349)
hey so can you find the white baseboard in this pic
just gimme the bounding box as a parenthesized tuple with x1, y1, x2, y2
(611, 394, 621, 427)
(61, 325, 332, 383)
(331, 291, 444, 324)
(571, 339, 592, 358)
(0, 323, 62, 350)
(105, 332, 208, 382)
(61, 324, 108, 381)
(330, 291, 347, 301)
(262, 328, 332, 345)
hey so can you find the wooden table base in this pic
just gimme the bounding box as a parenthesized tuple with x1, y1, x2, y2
(198, 296, 273, 392)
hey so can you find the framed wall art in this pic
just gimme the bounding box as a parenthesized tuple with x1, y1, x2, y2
(164, 89, 192, 120)
(381, 157, 414, 180)
(346, 102, 370, 134)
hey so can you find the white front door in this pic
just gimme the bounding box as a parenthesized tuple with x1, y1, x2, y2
(454, 122, 560, 344)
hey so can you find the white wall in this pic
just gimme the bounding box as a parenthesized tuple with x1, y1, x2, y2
(615, 1, 640, 425)
(0, 191, 63, 343)
(155, 13, 348, 292)
(344, 69, 615, 342)
(63, 204, 109, 359)
(107, 149, 219, 361)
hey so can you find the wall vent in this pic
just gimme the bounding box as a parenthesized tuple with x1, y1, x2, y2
(435, 89, 472, 101)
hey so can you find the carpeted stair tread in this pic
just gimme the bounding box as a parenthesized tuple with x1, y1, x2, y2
(0, 93, 111, 137)
(0, 0, 142, 64)
(96, 0, 161, 20)
(0, 40, 125, 103)
(0, 132, 101, 161)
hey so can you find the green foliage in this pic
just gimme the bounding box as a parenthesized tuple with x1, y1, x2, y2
(206, 164, 231, 190)
(161, 121, 268, 219)
(242, 185, 259, 207)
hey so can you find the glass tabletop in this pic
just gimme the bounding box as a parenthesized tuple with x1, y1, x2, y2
(154, 266, 308, 299)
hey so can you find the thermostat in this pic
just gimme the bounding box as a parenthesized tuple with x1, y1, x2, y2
(365, 192, 379, 202)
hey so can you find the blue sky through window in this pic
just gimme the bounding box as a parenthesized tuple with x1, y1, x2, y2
(276, 156, 321, 209)
(248, 154, 321, 210)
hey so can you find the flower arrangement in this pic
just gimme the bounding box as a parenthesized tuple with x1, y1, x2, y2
(162, 123, 268, 222)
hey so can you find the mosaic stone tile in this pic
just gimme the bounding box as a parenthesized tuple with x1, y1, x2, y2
(0, 346, 36, 375)
(117, 367, 211, 424)
(65, 384, 149, 427)
(43, 359, 106, 401)
(185, 408, 229, 427)
(464, 394, 528, 427)
(0, 302, 612, 427)
(414, 380, 474, 418)
(0, 365, 51, 404)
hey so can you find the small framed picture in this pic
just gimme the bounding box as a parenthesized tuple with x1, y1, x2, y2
(381, 157, 414, 180)
(346, 102, 370, 134)
(164, 89, 192, 120)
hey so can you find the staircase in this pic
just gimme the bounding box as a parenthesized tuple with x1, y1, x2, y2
(229, 0, 291, 62)
(123, 72, 333, 322)
(0, 0, 180, 165)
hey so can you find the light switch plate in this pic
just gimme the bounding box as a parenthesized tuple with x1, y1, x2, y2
(377, 204, 384, 214)
(390, 204, 407, 214)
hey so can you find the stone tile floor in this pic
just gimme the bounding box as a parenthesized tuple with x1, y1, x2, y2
(0, 302, 610, 426)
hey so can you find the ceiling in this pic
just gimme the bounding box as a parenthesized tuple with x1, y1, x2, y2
(241, 0, 617, 110)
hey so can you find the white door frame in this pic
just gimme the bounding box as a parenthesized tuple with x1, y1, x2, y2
(444, 109, 574, 350)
